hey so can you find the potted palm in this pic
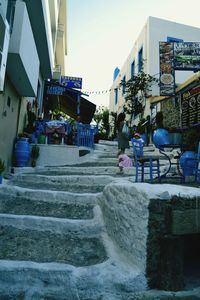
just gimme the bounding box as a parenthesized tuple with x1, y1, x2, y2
(0, 159, 5, 184)
(30, 145, 40, 167)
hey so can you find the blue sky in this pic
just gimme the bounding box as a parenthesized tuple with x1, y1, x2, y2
(66, 0, 200, 108)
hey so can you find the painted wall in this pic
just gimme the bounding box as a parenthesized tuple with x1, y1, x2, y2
(110, 16, 200, 125)
(0, 77, 20, 170)
(8, 1, 39, 95)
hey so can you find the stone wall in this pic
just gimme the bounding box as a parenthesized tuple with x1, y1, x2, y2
(99, 181, 200, 292)
(99, 180, 150, 272)
(161, 96, 181, 128)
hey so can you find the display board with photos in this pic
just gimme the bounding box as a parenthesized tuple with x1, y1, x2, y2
(159, 42, 175, 96)
(181, 85, 200, 128)
(159, 41, 200, 96)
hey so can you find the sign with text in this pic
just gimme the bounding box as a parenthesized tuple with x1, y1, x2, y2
(159, 42, 175, 96)
(60, 76, 82, 89)
(174, 42, 200, 70)
(181, 84, 200, 127)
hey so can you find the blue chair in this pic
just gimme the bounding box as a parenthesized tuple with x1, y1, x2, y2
(131, 138, 160, 183)
(195, 142, 200, 183)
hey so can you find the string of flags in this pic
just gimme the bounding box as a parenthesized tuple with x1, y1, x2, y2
(81, 87, 121, 95)
(80, 72, 160, 95)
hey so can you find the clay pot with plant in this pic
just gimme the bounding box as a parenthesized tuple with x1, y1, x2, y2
(31, 145, 40, 167)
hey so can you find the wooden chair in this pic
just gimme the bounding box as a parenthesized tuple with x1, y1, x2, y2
(131, 138, 160, 183)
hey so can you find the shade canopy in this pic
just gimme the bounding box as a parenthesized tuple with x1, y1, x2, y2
(44, 81, 96, 123)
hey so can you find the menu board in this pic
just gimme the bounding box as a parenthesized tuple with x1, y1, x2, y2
(181, 85, 200, 127)
(159, 42, 175, 96)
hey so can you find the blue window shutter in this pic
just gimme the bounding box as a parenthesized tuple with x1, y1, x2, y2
(167, 36, 184, 43)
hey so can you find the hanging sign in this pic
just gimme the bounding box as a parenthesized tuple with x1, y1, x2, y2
(60, 76, 82, 89)
(159, 42, 175, 96)
(174, 42, 200, 70)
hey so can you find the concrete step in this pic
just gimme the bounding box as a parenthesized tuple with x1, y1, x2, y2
(0, 214, 107, 266)
(0, 259, 148, 300)
(8, 174, 114, 193)
(0, 186, 97, 219)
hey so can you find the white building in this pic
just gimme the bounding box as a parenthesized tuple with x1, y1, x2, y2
(0, 0, 67, 170)
(109, 16, 200, 126)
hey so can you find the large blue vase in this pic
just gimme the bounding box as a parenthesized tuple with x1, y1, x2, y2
(15, 138, 30, 167)
(180, 151, 197, 176)
(153, 128, 170, 148)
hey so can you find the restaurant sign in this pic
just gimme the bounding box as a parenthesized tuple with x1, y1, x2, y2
(60, 76, 82, 89)
(174, 42, 200, 70)
(159, 42, 175, 96)
(181, 85, 200, 128)
(159, 41, 200, 96)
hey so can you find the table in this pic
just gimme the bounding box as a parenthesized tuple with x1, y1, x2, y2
(159, 144, 189, 182)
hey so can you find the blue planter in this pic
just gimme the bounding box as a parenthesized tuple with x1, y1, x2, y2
(153, 128, 170, 148)
(168, 133, 182, 145)
(0, 175, 2, 184)
(15, 138, 30, 167)
(180, 151, 197, 176)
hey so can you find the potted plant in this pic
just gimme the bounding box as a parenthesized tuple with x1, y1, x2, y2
(0, 159, 5, 184)
(153, 111, 170, 148)
(30, 145, 40, 167)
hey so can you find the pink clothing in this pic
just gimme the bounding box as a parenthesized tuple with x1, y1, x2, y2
(118, 154, 132, 168)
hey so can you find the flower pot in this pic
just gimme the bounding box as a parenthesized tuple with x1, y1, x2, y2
(180, 151, 197, 176)
(0, 175, 3, 184)
(153, 128, 170, 148)
(15, 138, 30, 167)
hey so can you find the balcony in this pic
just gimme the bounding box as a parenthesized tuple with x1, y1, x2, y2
(24, 0, 54, 78)
(7, 1, 39, 96)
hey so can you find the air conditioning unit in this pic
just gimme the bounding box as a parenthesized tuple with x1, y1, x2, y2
(0, 13, 9, 91)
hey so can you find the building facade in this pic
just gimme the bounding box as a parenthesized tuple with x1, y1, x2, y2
(0, 0, 67, 170)
(109, 16, 200, 128)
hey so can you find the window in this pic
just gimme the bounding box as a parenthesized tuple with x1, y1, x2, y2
(131, 61, 135, 79)
(7, 96, 11, 107)
(122, 75, 126, 96)
(115, 88, 118, 105)
(138, 47, 143, 72)
(6, 0, 16, 33)
(167, 36, 183, 43)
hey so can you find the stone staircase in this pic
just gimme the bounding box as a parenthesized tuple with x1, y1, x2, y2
(0, 141, 196, 299)
(0, 142, 147, 300)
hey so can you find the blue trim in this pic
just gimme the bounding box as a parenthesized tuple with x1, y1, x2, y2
(113, 67, 120, 81)
(138, 47, 143, 72)
(115, 88, 118, 105)
(167, 36, 184, 43)
(122, 75, 126, 95)
(131, 61, 135, 79)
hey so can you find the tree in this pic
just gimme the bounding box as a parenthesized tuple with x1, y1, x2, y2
(93, 106, 110, 139)
(121, 71, 158, 123)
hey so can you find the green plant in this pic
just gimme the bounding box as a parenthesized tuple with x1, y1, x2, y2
(31, 145, 40, 167)
(0, 159, 5, 175)
(121, 71, 158, 122)
(182, 127, 200, 152)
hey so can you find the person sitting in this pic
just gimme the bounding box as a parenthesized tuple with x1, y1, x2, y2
(117, 150, 132, 174)
(133, 132, 145, 145)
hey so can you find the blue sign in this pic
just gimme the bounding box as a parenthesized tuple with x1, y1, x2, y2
(46, 85, 67, 96)
(61, 76, 82, 89)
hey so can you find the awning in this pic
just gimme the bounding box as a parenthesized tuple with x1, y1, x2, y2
(44, 81, 96, 124)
